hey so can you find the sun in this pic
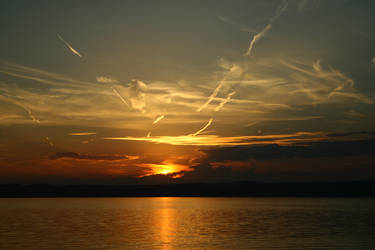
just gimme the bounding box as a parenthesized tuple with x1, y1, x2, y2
(140, 160, 192, 177)
(151, 163, 180, 175)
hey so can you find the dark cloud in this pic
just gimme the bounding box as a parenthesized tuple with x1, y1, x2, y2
(50, 152, 130, 161)
(200, 139, 375, 162)
(327, 131, 375, 137)
(164, 138, 375, 183)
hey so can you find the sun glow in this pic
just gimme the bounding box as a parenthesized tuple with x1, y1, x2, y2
(141, 160, 191, 177)
(153, 164, 176, 175)
(105, 132, 326, 146)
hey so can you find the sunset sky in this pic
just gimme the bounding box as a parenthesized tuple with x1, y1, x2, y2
(1, 0, 375, 184)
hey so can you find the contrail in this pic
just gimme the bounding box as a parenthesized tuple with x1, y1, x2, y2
(147, 115, 165, 138)
(45, 137, 54, 147)
(243, 24, 272, 56)
(153, 114, 165, 124)
(68, 132, 96, 136)
(270, 0, 289, 23)
(197, 78, 226, 112)
(243, 0, 287, 57)
(217, 15, 257, 33)
(0, 93, 41, 124)
(192, 118, 213, 136)
(96, 76, 118, 84)
(57, 33, 82, 58)
(111, 86, 131, 108)
(215, 91, 235, 112)
(24, 106, 40, 124)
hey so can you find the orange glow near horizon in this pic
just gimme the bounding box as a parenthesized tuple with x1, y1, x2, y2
(105, 131, 328, 147)
(140, 160, 192, 177)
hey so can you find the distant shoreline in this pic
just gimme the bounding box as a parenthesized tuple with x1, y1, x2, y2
(1, 181, 375, 198)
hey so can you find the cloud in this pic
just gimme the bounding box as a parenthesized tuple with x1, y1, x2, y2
(217, 15, 237, 25)
(96, 76, 135, 110)
(0, 91, 40, 124)
(192, 118, 213, 136)
(153, 114, 165, 124)
(197, 59, 242, 112)
(96, 76, 149, 112)
(24, 107, 40, 125)
(50, 152, 131, 161)
(68, 132, 97, 136)
(111, 87, 131, 109)
(105, 131, 327, 147)
(215, 91, 235, 112)
(179, 154, 375, 183)
(57, 33, 82, 58)
(175, 136, 375, 183)
(200, 138, 375, 162)
(243, 24, 272, 56)
(327, 131, 375, 137)
(45, 137, 54, 147)
(281, 59, 373, 104)
(0, 59, 372, 134)
(270, 0, 289, 23)
(96, 76, 119, 84)
(217, 15, 257, 33)
(295, 0, 321, 13)
(147, 114, 166, 137)
(243, 0, 287, 57)
(127, 79, 148, 113)
(0, 61, 99, 88)
(297, 0, 309, 12)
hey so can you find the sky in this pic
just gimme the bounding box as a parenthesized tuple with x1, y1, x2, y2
(1, 0, 375, 184)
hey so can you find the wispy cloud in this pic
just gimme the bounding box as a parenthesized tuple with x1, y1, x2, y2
(243, 0, 288, 57)
(215, 91, 235, 112)
(243, 24, 272, 56)
(295, 0, 321, 13)
(45, 137, 54, 147)
(197, 59, 242, 112)
(96, 76, 119, 84)
(153, 114, 165, 124)
(0, 61, 99, 88)
(50, 152, 131, 161)
(192, 118, 213, 136)
(0, 92, 40, 124)
(96, 76, 145, 111)
(105, 131, 327, 147)
(57, 33, 82, 58)
(217, 15, 257, 33)
(111, 86, 131, 108)
(270, 0, 289, 23)
(297, 0, 309, 12)
(0, 59, 371, 132)
(197, 79, 225, 112)
(281, 59, 373, 104)
(127, 79, 148, 113)
(217, 15, 237, 25)
(68, 132, 97, 136)
(24, 106, 40, 125)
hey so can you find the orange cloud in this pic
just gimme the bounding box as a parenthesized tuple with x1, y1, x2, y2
(105, 131, 326, 146)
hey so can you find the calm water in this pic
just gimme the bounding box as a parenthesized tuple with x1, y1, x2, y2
(0, 198, 374, 249)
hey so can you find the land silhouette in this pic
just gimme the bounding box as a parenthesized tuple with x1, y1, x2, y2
(1, 181, 374, 197)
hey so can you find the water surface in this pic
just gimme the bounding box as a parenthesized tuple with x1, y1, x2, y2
(0, 197, 374, 249)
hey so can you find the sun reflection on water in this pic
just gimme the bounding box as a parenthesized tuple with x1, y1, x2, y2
(157, 197, 175, 250)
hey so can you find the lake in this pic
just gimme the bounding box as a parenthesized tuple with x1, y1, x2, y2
(0, 197, 374, 249)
